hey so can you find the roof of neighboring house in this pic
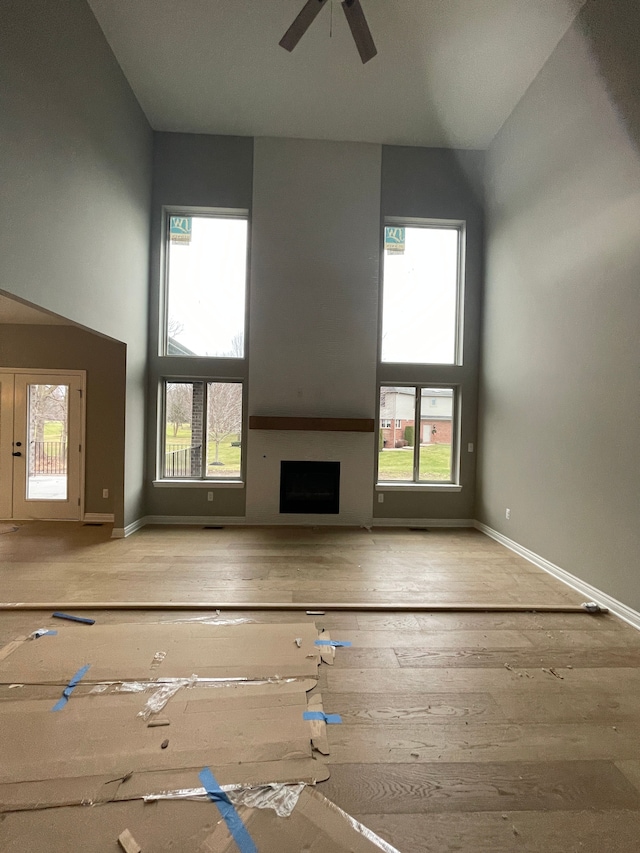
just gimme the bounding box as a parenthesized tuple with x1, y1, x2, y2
(167, 336, 196, 356)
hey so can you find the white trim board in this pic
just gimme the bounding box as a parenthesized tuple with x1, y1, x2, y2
(83, 513, 114, 524)
(112, 516, 475, 537)
(111, 516, 147, 539)
(112, 516, 247, 537)
(146, 515, 247, 527)
(373, 518, 474, 528)
(474, 521, 640, 632)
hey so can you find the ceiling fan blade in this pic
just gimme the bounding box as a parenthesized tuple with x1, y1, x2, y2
(280, 0, 329, 52)
(342, 0, 377, 64)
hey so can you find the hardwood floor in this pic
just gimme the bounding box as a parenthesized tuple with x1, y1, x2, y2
(1, 521, 640, 852)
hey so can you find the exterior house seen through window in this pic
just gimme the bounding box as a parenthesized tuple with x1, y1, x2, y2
(378, 386, 456, 484)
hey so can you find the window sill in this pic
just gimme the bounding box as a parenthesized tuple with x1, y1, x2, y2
(375, 483, 462, 492)
(153, 480, 244, 489)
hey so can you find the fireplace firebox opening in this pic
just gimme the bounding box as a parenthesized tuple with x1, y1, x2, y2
(279, 461, 340, 514)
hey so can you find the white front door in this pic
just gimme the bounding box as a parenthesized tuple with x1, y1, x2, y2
(0, 371, 84, 520)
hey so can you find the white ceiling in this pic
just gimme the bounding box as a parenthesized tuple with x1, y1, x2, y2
(88, 0, 584, 149)
(0, 293, 72, 325)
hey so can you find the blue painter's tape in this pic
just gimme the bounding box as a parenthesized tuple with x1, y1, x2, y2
(52, 612, 96, 625)
(303, 710, 342, 724)
(199, 768, 257, 853)
(51, 664, 91, 711)
(315, 639, 352, 647)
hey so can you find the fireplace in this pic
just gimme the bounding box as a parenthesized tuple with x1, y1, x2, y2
(279, 461, 340, 514)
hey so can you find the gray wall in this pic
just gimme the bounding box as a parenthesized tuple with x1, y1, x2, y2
(478, 0, 640, 609)
(375, 146, 484, 520)
(147, 135, 484, 524)
(249, 138, 381, 419)
(0, 0, 152, 528)
(0, 325, 126, 519)
(246, 138, 381, 525)
(146, 133, 254, 518)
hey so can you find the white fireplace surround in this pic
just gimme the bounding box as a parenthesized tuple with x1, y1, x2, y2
(245, 430, 375, 526)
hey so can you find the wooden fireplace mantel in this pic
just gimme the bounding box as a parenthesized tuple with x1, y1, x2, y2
(249, 416, 375, 433)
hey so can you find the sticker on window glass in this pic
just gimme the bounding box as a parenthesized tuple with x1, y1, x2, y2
(170, 216, 192, 244)
(385, 226, 405, 255)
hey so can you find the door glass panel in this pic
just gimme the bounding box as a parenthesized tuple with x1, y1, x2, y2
(27, 384, 69, 500)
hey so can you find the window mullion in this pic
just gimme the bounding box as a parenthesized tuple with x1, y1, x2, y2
(413, 387, 421, 483)
(201, 381, 208, 479)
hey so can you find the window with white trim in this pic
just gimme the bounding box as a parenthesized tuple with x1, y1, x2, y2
(163, 211, 248, 358)
(377, 217, 465, 488)
(377, 386, 456, 483)
(163, 380, 243, 481)
(381, 221, 464, 365)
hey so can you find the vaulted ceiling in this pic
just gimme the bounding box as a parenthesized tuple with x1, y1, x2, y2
(88, 0, 585, 149)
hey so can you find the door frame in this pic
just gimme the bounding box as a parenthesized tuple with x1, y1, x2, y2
(0, 368, 86, 521)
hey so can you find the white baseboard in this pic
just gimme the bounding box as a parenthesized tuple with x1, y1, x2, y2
(111, 515, 477, 534)
(111, 516, 148, 539)
(373, 518, 475, 528)
(474, 520, 640, 631)
(145, 515, 247, 527)
(112, 516, 247, 536)
(83, 513, 115, 524)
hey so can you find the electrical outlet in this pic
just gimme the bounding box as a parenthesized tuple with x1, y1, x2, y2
(207, 492, 214, 502)
(467, 443, 474, 452)
(378, 493, 384, 503)
(505, 508, 511, 520)
(102, 489, 109, 499)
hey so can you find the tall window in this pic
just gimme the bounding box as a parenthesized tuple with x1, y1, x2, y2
(381, 222, 463, 364)
(164, 212, 248, 357)
(163, 380, 243, 480)
(377, 386, 456, 484)
(377, 218, 465, 489)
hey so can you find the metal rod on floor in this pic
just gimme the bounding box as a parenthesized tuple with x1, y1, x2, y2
(0, 602, 604, 613)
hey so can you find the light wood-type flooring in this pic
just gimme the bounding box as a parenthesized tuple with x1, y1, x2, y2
(1, 521, 640, 852)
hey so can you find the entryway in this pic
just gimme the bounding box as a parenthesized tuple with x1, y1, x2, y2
(0, 370, 85, 520)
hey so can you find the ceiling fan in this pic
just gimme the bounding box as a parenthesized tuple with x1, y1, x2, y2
(280, 0, 377, 64)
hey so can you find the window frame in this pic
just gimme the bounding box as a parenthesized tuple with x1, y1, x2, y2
(376, 216, 466, 493)
(157, 377, 245, 484)
(376, 384, 460, 488)
(380, 217, 466, 367)
(159, 206, 251, 359)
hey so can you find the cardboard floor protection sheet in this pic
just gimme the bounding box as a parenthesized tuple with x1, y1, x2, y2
(0, 621, 327, 683)
(0, 789, 401, 852)
(0, 621, 331, 810)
